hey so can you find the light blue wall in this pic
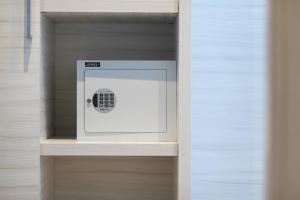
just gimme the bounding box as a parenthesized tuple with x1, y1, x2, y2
(191, 0, 267, 199)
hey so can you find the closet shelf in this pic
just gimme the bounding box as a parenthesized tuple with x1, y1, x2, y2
(42, 0, 178, 14)
(40, 139, 178, 156)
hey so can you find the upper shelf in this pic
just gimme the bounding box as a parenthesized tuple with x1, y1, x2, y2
(41, 0, 179, 14)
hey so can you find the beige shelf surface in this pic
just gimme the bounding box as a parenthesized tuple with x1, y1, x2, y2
(42, 0, 179, 14)
(40, 139, 178, 156)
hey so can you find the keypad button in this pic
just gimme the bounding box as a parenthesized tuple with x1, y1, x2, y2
(93, 89, 116, 113)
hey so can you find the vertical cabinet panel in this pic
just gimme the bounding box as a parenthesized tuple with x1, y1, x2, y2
(0, 0, 40, 199)
(269, 1, 300, 200)
(177, 0, 192, 199)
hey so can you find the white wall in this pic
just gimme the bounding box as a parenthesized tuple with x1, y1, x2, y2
(191, 0, 267, 199)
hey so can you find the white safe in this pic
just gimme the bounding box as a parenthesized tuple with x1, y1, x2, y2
(77, 60, 177, 142)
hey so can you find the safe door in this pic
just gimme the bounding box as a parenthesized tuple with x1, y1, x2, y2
(84, 69, 167, 133)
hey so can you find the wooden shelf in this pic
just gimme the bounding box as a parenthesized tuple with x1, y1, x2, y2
(40, 139, 178, 156)
(41, 0, 179, 14)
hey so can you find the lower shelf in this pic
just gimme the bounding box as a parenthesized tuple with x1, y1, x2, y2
(40, 139, 178, 156)
(41, 156, 176, 200)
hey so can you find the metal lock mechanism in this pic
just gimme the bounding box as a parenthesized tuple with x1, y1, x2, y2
(87, 88, 116, 113)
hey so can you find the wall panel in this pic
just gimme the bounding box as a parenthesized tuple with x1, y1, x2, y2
(0, 0, 40, 199)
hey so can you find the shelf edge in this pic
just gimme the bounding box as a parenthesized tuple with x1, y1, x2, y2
(41, 0, 179, 14)
(40, 140, 178, 156)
